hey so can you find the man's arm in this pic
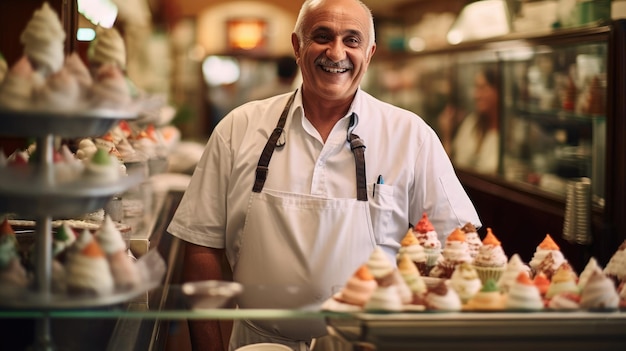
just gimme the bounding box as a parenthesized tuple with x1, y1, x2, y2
(182, 242, 230, 351)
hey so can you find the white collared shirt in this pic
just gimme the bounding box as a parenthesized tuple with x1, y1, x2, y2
(168, 88, 481, 254)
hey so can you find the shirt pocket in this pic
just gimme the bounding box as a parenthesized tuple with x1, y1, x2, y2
(367, 183, 394, 244)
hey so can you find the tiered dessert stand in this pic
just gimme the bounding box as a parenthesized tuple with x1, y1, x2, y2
(0, 108, 144, 350)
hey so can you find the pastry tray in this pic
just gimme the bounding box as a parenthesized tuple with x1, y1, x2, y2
(0, 167, 144, 218)
(0, 107, 137, 138)
(0, 249, 165, 309)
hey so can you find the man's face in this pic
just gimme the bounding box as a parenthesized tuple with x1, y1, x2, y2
(292, 0, 376, 103)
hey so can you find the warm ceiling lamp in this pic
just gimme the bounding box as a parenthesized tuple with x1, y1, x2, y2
(227, 19, 267, 51)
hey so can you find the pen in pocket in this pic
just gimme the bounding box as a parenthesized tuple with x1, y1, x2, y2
(373, 174, 384, 197)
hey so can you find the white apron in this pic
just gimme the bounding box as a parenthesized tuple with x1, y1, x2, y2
(229, 92, 376, 350)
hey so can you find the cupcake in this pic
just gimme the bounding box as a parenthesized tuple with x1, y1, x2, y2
(424, 280, 462, 311)
(529, 234, 566, 277)
(579, 271, 620, 310)
(461, 222, 482, 260)
(505, 272, 544, 311)
(497, 254, 531, 293)
(397, 229, 429, 276)
(449, 262, 482, 304)
(545, 263, 579, 299)
(414, 213, 442, 267)
(429, 228, 471, 279)
(472, 228, 507, 284)
(464, 278, 505, 311)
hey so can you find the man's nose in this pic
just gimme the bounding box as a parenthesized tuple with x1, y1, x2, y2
(326, 39, 346, 62)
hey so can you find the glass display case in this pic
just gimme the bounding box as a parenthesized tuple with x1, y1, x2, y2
(361, 20, 626, 267)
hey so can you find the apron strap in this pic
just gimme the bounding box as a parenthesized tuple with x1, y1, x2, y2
(253, 91, 296, 193)
(349, 132, 368, 202)
(253, 92, 368, 202)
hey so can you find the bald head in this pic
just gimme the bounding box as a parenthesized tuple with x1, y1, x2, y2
(293, 0, 375, 53)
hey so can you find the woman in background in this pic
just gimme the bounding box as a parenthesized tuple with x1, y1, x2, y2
(445, 66, 500, 173)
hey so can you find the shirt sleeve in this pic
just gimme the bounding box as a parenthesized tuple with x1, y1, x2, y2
(411, 124, 482, 243)
(166, 125, 232, 249)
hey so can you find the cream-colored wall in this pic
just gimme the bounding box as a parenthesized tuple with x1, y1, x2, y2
(196, 1, 296, 56)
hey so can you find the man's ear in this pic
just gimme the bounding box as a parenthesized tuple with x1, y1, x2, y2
(291, 33, 301, 61)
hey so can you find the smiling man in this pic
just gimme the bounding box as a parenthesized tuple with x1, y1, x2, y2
(167, 0, 481, 350)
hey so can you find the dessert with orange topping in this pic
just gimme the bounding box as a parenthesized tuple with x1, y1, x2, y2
(473, 228, 508, 284)
(529, 234, 566, 277)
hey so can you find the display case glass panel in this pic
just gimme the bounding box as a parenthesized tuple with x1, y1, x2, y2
(363, 38, 607, 207)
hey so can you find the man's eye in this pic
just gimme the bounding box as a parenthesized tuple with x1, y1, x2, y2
(315, 34, 331, 42)
(345, 38, 360, 47)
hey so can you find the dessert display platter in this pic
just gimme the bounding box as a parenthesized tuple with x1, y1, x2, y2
(0, 107, 136, 138)
(325, 310, 626, 351)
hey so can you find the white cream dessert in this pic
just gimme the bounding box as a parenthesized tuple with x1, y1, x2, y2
(0, 219, 29, 288)
(0, 56, 41, 110)
(397, 253, 427, 297)
(86, 147, 121, 182)
(362, 247, 405, 311)
(579, 271, 620, 310)
(63, 52, 93, 94)
(19, 2, 66, 75)
(604, 240, 626, 282)
(89, 63, 132, 109)
(95, 215, 140, 290)
(335, 264, 377, 307)
(424, 280, 462, 311)
(545, 263, 579, 299)
(56, 144, 84, 182)
(52, 221, 76, 258)
(547, 292, 581, 310)
(529, 234, 566, 275)
(498, 254, 531, 293)
(76, 138, 98, 161)
(90, 26, 127, 70)
(430, 228, 472, 279)
(65, 238, 114, 296)
(461, 222, 482, 259)
(449, 262, 482, 303)
(34, 67, 80, 110)
(364, 285, 403, 312)
(397, 229, 429, 276)
(579, 257, 603, 289)
(366, 246, 395, 280)
(505, 272, 544, 311)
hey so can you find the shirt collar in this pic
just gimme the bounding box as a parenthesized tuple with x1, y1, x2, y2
(292, 86, 364, 130)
